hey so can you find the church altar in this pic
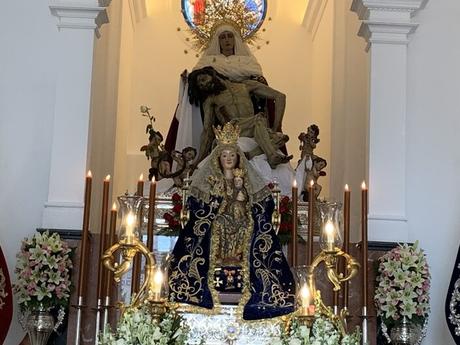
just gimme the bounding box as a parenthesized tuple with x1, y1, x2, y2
(56, 212, 394, 345)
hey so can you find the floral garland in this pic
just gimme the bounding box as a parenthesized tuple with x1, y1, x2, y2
(0, 267, 7, 310)
(13, 231, 73, 312)
(374, 241, 430, 333)
(99, 304, 189, 345)
(278, 316, 361, 345)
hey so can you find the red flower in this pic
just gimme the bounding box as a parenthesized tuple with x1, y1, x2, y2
(172, 193, 182, 203)
(281, 196, 290, 204)
(163, 213, 173, 222)
(170, 219, 179, 228)
(172, 204, 182, 214)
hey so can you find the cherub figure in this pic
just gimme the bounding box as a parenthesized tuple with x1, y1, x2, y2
(302, 157, 327, 201)
(298, 124, 320, 161)
(295, 124, 327, 201)
(139, 106, 198, 185)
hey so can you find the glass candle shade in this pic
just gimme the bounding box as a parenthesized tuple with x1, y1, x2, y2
(149, 251, 170, 302)
(318, 202, 343, 253)
(294, 265, 316, 316)
(117, 194, 144, 244)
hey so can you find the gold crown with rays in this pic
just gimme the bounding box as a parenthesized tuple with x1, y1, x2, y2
(233, 168, 244, 178)
(214, 122, 240, 145)
(187, 0, 263, 52)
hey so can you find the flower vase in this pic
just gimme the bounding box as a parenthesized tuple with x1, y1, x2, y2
(390, 316, 421, 345)
(26, 309, 54, 345)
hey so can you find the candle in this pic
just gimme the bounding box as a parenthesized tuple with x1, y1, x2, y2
(307, 180, 314, 265)
(343, 184, 351, 309)
(96, 175, 111, 310)
(361, 181, 369, 310)
(300, 283, 315, 316)
(147, 176, 157, 252)
(132, 174, 145, 295)
(102, 202, 117, 330)
(324, 221, 335, 252)
(125, 212, 135, 244)
(152, 268, 164, 301)
(77, 171, 92, 299)
(104, 203, 117, 300)
(291, 179, 298, 267)
(137, 173, 144, 196)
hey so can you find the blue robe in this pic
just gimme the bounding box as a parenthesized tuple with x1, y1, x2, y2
(168, 194, 295, 320)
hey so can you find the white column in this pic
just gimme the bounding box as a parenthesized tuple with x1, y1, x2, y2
(351, 0, 427, 242)
(42, 1, 110, 229)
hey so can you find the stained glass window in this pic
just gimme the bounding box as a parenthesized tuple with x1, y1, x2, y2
(181, 0, 267, 35)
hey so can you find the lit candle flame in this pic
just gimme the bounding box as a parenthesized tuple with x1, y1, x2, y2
(324, 221, 335, 251)
(310, 180, 314, 187)
(292, 179, 297, 188)
(154, 269, 163, 286)
(151, 176, 156, 183)
(139, 173, 144, 181)
(325, 221, 335, 237)
(126, 212, 135, 227)
(300, 284, 310, 298)
(361, 181, 367, 190)
(87, 170, 92, 178)
(345, 184, 349, 191)
(300, 283, 311, 307)
(104, 174, 111, 181)
(111, 202, 117, 211)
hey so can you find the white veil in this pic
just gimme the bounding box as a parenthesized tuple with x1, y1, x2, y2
(193, 24, 263, 82)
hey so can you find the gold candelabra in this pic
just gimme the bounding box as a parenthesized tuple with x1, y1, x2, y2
(294, 201, 360, 337)
(298, 248, 359, 335)
(102, 195, 167, 317)
(102, 236, 166, 315)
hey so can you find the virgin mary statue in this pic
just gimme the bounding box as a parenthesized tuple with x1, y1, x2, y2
(168, 122, 295, 320)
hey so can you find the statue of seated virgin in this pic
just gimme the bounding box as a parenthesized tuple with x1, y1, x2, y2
(168, 122, 295, 320)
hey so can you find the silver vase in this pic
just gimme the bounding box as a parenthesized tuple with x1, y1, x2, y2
(390, 316, 421, 345)
(26, 309, 55, 345)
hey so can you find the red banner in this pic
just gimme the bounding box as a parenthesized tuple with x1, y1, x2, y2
(0, 245, 13, 344)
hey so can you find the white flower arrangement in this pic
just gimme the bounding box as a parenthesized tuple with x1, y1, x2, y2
(278, 317, 361, 345)
(13, 231, 73, 312)
(100, 304, 189, 345)
(374, 241, 430, 327)
(0, 267, 7, 310)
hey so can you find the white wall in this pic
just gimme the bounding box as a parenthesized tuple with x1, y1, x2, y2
(406, 0, 460, 343)
(309, 0, 334, 199)
(330, 0, 368, 242)
(89, 1, 124, 230)
(0, 1, 58, 344)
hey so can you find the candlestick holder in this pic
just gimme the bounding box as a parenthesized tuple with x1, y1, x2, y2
(271, 179, 281, 234)
(292, 201, 360, 337)
(296, 251, 359, 336)
(102, 194, 167, 317)
(180, 174, 191, 228)
(102, 236, 166, 313)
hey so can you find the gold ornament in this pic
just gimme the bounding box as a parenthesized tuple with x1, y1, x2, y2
(188, 0, 262, 52)
(233, 168, 244, 178)
(213, 122, 240, 145)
